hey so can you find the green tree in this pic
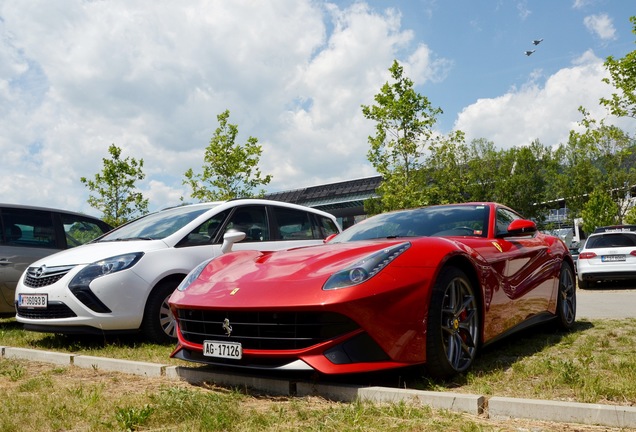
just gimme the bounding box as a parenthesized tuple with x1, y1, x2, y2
(463, 138, 506, 203)
(183, 110, 272, 201)
(581, 188, 620, 233)
(423, 131, 469, 205)
(554, 105, 636, 228)
(498, 140, 558, 221)
(600, 16, 636, 119)
(624, 205, 636, 224)
(553, 113, 603, 219)
(361, 60, 442, 214)
(81, 144, 149, 227)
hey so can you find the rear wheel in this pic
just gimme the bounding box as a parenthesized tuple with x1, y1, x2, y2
(578, 278, 591, 290)
(425, 266, 480, 379)
(141, 280, 179, 344)
(556, 262, 576, 330)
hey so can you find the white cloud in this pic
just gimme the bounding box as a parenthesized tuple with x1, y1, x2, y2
(454, 50, 617, 150)
(0, 1, 450, 213)
(517, 1, 531, 20)
(572, 0, 591, 10)
(1, 0, 630, 217)
(583, 13, 617, 41)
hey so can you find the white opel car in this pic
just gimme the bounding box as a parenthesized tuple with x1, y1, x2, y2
(15, 199, 341, 343)
(577, 225, 636, 289)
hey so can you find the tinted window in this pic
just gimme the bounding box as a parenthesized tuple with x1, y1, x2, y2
(224, 206, 269, 242)
(1, 208, 57, 249)
(317, 215, 339, 238)
(586, 233, 636, 249)
(179, 210, 231, 247)
(496, 208, 521, 236)
(60, 213, 110, 247)
(271, 207, 315, 240)
(332, 205, 490, 243)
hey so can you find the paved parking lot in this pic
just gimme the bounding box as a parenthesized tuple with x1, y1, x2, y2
(576, 285, 636, 319)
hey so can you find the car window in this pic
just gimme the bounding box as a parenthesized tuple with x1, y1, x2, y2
(178, 210, 231, 247)
(585, 233, 636, 249)
(224, 206, 269, 242)
(100, 205, 215, 241)
(317, 215, 339, 238)
(60, 213, 110, 247)
(271, 207, 317, 240)
(332, 205, 490, 243)
(496, 208, 521, 236)
(1, 208, 57, 249)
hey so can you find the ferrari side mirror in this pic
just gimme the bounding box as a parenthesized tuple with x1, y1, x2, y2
(505, 219, 537, 237)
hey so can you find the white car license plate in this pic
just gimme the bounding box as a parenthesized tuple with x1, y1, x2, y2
(602, 255, 626, 262)
(203, 340, 242, 359)
(18, 293, 48, 309)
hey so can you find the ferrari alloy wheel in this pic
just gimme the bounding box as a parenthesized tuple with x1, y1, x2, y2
(141, 280, 178, 344)
(426, 266, 480, 379)
(556, 262, 576, 330)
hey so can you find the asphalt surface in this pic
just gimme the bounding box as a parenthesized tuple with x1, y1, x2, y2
(576, 285, 636, 319)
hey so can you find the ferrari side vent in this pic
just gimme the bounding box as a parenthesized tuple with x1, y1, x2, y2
(176, 310, 359, 350)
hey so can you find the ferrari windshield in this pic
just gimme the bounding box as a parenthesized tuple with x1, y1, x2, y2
(99, 203, 220, 241)
(330, 205, 490, 243)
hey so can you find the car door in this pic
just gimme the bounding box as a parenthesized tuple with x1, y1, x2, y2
(489, 207, 554, 328)
(0, 207, 60, 315)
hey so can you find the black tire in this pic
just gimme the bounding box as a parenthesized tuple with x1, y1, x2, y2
(556, 262, 576, 330)
(425, 266, 480, 379)
(140, 280, 179, 344)
(578, 278, 591, 290)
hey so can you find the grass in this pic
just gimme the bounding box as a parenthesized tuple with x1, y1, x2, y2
(2, 316, 636, 431)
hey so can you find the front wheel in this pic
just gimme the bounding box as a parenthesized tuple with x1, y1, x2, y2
(141, 280, 179, 344)
(556, 262, 576, 330)
(425, 266, 480, 379)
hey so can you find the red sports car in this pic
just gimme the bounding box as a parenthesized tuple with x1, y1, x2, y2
(169, 202, 576, 378)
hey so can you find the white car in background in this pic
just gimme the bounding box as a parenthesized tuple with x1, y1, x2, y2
(577, 225, 636, 289)
(15, 199, 341, 343)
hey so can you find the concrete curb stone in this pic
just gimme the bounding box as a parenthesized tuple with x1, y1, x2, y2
(2, 346, 635, 429)
(488, 396, 636, 429)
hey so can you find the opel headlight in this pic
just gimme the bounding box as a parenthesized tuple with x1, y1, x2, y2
(323, 242, 411, 290)
(69, 253, 144, 289)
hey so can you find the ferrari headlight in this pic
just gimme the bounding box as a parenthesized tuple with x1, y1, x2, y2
(177, 258, 213, 292)
(69, 253, 144, 289)
(323, 242, 411, 290)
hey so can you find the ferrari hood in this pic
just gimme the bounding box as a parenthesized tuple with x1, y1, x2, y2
(215, 239, 410, 282)
(171, 239, 414, 308)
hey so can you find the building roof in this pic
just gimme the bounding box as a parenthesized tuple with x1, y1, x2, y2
(265, 175, 381, 217)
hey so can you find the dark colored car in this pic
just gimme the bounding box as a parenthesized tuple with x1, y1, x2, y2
(0, 203, 112, 316)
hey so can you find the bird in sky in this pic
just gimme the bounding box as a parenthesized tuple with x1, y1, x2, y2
(532, 38, 544, 45)
(525, 50, 536, 56)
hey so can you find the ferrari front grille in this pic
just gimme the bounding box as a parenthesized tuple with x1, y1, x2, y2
(176, 310, 359, 349)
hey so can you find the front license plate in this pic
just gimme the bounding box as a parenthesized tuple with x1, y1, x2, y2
(203, 340, 242, 360)
(602, 255, 626, 262)
(18, 294, 48, 309)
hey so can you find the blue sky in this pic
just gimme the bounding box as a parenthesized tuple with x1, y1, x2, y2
(0, 1, 634, 215)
